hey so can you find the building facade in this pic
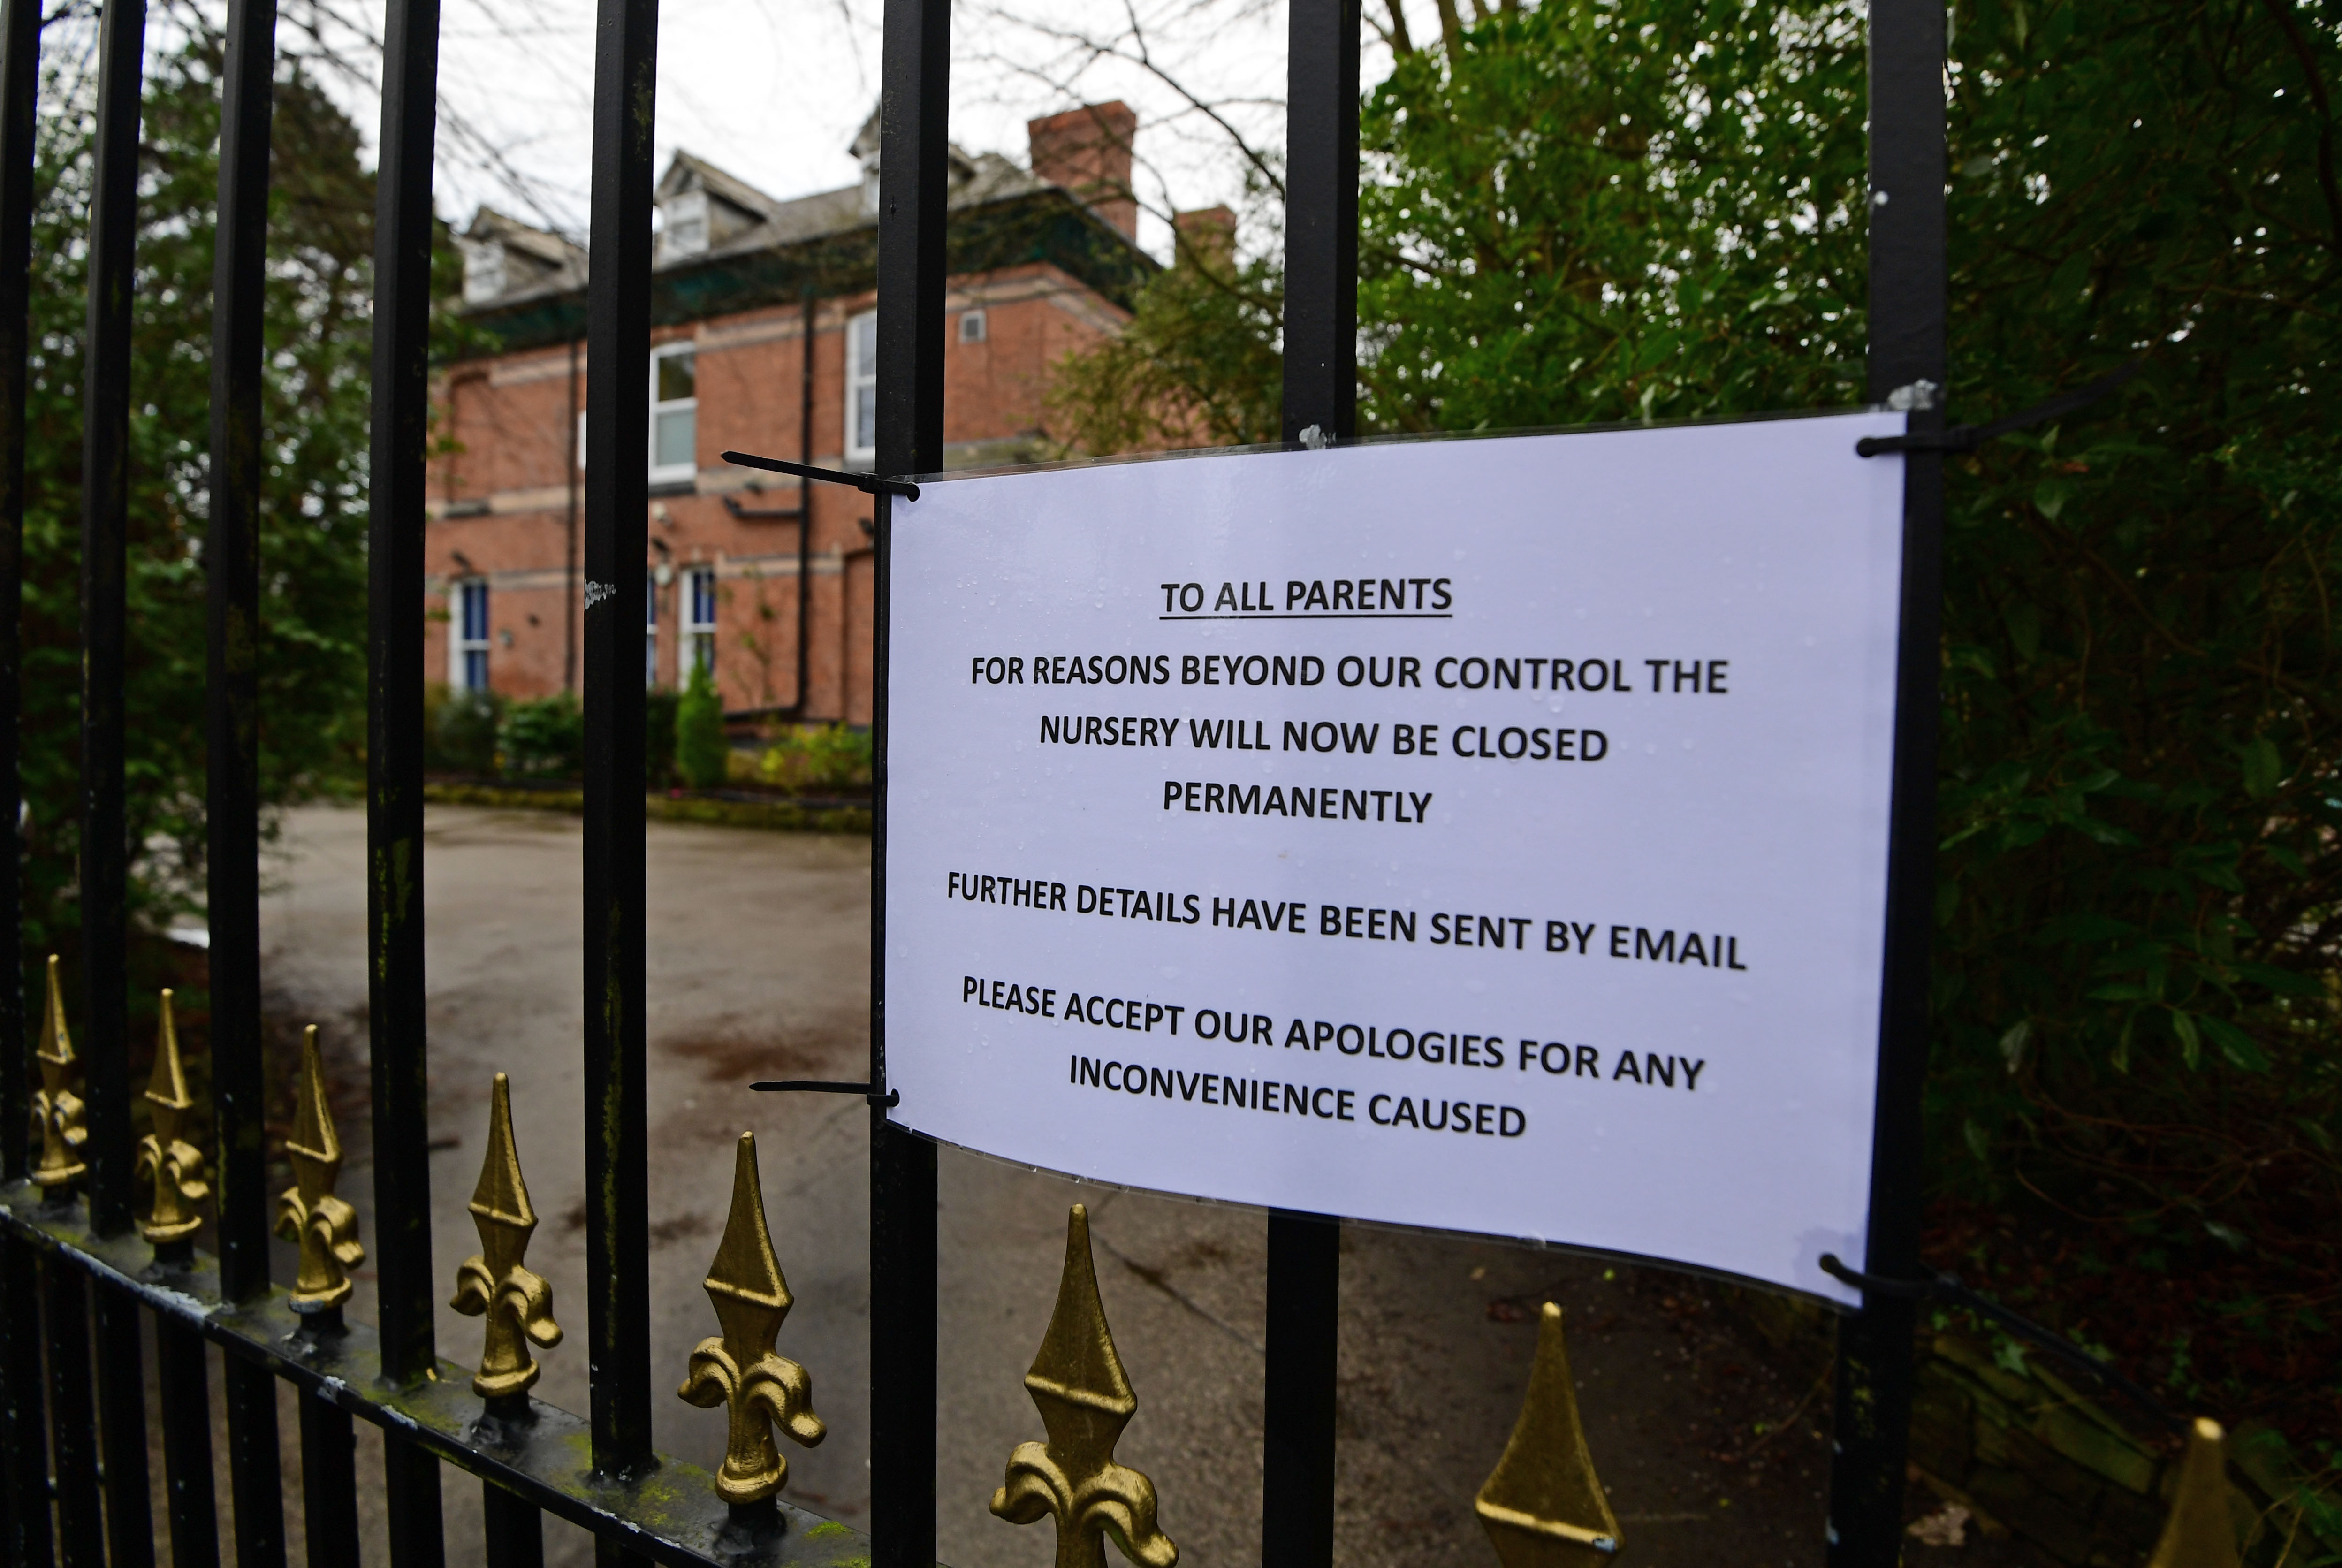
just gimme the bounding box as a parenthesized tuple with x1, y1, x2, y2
(426, 103, 1154, 723)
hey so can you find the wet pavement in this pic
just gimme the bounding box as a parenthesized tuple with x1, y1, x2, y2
(236, 803, 1845, 1567)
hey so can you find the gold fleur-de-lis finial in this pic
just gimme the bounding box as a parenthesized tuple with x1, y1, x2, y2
(678, 1132, 827, 1503)
(450, 1073, 562, 1399)
(275, 1026, 363, 1313)
(1475, 1302, 1622, 1565)
(990, 1204, 1178, 1568)
(2145, 1418, 2242, 1568)
(135, 989, 209, 1246)
(31, 955, 88, 1189)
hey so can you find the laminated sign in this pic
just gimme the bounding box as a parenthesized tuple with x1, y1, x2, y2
(882, 411, 1909, 1301)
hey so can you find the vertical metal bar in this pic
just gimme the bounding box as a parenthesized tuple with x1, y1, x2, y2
(369, 0, 449, 1554)
(89, 1292, 152, 1567)
(81, 3, 155, 1556)
(484, 1483, 547, 1568)
(1265, 1, 1357, 1561)
(78, 0, 142, 1242)
(77, 0, 139, 1238)
(0, 1330, 14, 1561)
(1280, 0, 1359, 447)
(582, 0, 657, 1518)
(208, 0, 277, 1315)
(369, 0, 445, 1390)
(1826, 0, 1946, 1562)
(0, 0, 31, 1198)
(379, 1442, 443, 1568)
(154, 1317, 220, 1568)
(0, 0, 49, 1557)
(0, 1251, 45, 1568)
(208, 0, 295, 1557)
(220, 1363, 287, 1568)
(1262, 1212, 1339, 1566)
(297, 1395, 361, 1567)
(868, 0, 946, 1554)
(866, 482, 934, 1568)
(564, 337, 580, 693)
(42, 1264, 102, 1568)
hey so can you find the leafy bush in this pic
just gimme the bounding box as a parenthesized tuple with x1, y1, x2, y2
(10, 37, 477, 946)
(645, 686, 679, 788)
(756, 724, 874, 794)
(431, 689, 501, 777)
(499, 693, 583, 780)
(675, 661, 729, 790)
(1051, 0, 2342, 1446)
(421, 682, 451, 766)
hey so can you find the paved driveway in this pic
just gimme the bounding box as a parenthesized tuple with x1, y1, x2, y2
(251, 804, 1836, 1567)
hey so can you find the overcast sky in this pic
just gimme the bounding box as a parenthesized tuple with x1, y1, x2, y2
(289, 0, 1437, 263)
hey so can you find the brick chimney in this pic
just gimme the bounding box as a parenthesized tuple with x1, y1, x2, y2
(1027, 102, 1139, 241)
(1173, 206, 1236, 268)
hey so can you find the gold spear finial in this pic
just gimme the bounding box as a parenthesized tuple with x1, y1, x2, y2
(31, 955, 88, 1189)
(275, 1026, 363, 1312)
(451, 1073, 562, 1399)
(1475, 1303, 1623, 1565)
(2145, 1418, 2243, 1568)
(678, 1132, 827, 1503)
(990, 1204, 1178, 1568)
(135, 989, 209, 1245)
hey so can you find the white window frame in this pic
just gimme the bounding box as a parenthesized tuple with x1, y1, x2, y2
(451, 578, 490, 691)
(649, 342, 698, 486)
(958, 308, 987, 344)
(645, 577, 660, 688)
(683, 566, 718, 675)
(845, 309, 877, 468)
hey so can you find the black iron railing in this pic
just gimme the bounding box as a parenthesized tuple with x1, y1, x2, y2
(0, 0, 1962, 1556)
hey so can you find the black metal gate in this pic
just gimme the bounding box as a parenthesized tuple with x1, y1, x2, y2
(0, 0, 1950, 1556)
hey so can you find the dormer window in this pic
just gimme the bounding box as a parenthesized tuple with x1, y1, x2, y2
(461, 240, 507, 304)
(456, 210, 586, 308)
(662, 189, 711, 259)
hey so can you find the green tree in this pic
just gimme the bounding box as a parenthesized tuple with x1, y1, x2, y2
(1919, 0, 2339, 1436)
(24, 33, 468, 950)
(675, 658, 728, 790)
(1357, 0, 1870, 430)
(1048, 209, 1286, 450)
(1053, 0, 2342, 1437)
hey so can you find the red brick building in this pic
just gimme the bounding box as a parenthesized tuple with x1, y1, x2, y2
(426, 103, 1154, 723)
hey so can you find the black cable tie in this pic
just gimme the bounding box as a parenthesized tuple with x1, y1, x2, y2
(722, 449, 920, 501)
(1855, 356, 2147, 457)
(1817, 1253, 1932, 1298)
(748, 1078, 902, 1108)
(1817, 1254, 2183, 1432)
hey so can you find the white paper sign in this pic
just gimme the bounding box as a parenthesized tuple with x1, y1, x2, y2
(882, 413, 1907, 1302)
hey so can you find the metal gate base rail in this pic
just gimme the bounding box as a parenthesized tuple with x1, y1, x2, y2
(0, 1180, 873, 1568)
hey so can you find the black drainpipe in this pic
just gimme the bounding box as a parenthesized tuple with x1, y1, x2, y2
(720, 285, 816, 717)
(563, 334, 581, 692)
